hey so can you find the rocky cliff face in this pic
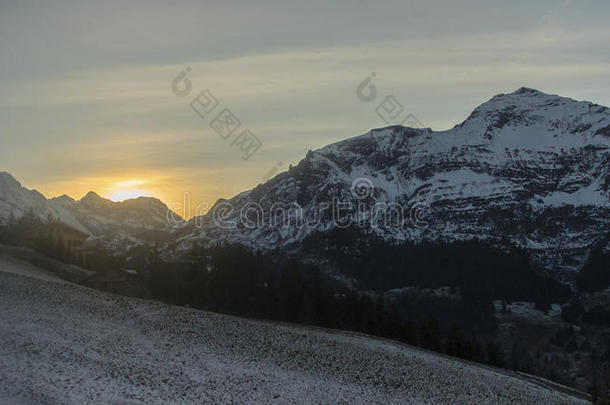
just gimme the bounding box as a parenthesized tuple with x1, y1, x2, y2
(179, 88, 610, 281)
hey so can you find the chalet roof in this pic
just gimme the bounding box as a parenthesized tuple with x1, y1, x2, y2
(82, 267, 138, 283)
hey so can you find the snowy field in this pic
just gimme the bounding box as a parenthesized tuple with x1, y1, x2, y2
(0, 254, 588, 404)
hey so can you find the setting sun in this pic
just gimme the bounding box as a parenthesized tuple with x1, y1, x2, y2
(106, 180, 153, 202)
(107, 189, 152, 202)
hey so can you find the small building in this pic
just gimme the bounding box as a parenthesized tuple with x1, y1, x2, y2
(23, 220, 90, 263)
(46, 222, 89, 254)
(81, 267, 148, 297)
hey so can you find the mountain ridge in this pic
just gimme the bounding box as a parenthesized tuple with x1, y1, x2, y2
(2, 87, 609, 281)
(0, 173, 183, 249)
(176, 88, 610, 282)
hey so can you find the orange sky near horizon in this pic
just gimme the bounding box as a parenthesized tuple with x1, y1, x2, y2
(24, 171, 252, 219)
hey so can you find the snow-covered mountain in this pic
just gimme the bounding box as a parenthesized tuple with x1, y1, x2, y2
(0, 172, 89, 234)
(179, 88, 610, 280)
(3, 88, 608, 279)
(61, 191, 181, 245)
(0, 172, 182, 247)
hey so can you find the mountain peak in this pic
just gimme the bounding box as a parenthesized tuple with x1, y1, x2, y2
(485, 87, 560, 106)
(121, 195, 168, 208)
(0, 171, 21, 188)
(456, 87, 610, 135)
(513, 87, 543, 95)
(51, 194, 76, 204)
(80, 191, 108, 203)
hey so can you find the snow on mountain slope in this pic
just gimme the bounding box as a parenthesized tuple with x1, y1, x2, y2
(66, 191, 183, 246)
(0, 259, 588, 404)
(0, 172, 89, 234)
(0, 172, 183, 248)
(179, 88, 610, 278)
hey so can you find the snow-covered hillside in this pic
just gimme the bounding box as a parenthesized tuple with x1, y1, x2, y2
(179, 88, 610, 279)
(0, 254, 588, 404)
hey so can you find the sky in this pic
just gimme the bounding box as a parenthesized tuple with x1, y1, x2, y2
(1, 0, 609, 218)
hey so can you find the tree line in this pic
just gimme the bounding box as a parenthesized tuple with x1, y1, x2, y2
(147, 244, 507, 368)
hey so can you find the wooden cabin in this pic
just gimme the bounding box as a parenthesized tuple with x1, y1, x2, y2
(81, 267, 147, 297)
(23, 220, 90, 262)
(46, 222, 89, 253)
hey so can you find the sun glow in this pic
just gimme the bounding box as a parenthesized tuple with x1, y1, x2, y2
(106, 180, 153, 202)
